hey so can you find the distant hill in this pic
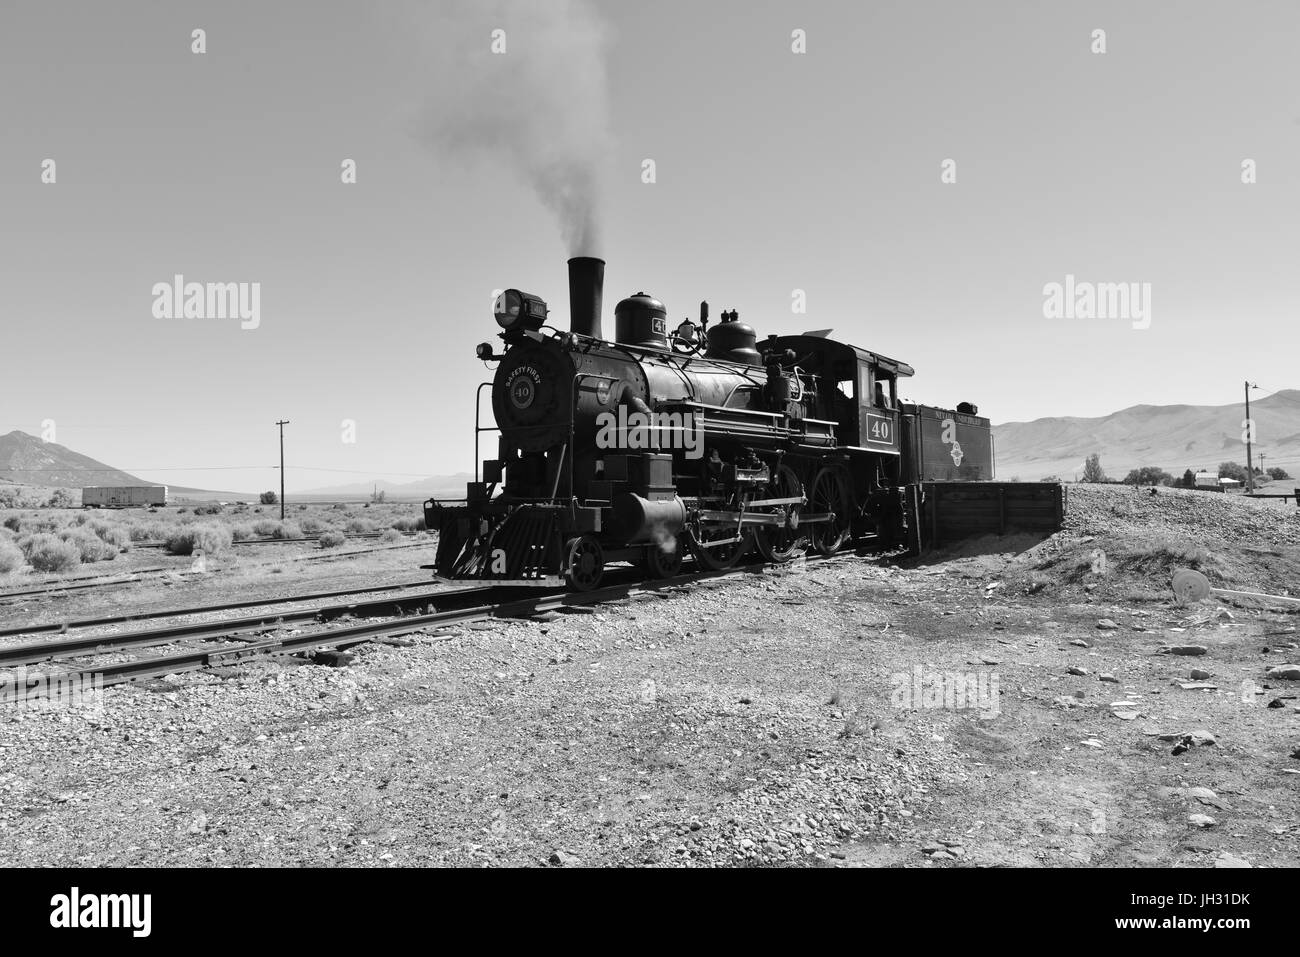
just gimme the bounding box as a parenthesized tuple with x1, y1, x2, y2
(993, 390, 1300, 481)
(295, 474, 473, 502)
(0, 430, 250, 500)
(0, 430, 460, 503)
(0, 430, 156, 488)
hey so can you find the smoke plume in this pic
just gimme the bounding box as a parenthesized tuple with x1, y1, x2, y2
(426, 0, 612, 256)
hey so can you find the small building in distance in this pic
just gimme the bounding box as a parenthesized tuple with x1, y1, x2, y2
(81, 486, 168, 508)
(1193, 472, 1241, 492)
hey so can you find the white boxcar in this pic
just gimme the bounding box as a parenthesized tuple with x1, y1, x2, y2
(81, 486, 168, 508)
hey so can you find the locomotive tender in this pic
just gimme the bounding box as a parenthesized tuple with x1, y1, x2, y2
(425, 257, 996, 590)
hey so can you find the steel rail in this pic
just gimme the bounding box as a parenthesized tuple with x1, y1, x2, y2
(0, 554, 851, 701)
(0, 583, 524, 668)
(0, 577, 451, 639)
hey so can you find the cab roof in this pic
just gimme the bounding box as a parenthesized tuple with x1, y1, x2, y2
(768, 334, 915, 378)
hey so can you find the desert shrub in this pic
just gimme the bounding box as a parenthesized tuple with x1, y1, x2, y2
(318, 530, 345, 548)
(378, 528, 402, 544)
(191, 504, 224, 515)
(2, 516, 19, 533)
(331, 503, 347, 511)
(345, 518, 377, 534)
(259, 491, 278, 505)
(252, 519, 280, 537)
(46, 488, 74, 508)
(273, 521, 304, 541)
(299, 517, 330, 535)
(59, 527, 118, 563)
(128, 521, 171, 542)
(22, 534, 81, 572)
(0, 540, 24, 573)
(87, 520, 131, 550)
(231, 523, 256, 542)
(390, 516, 426, 532)
(163, 523, 233, 556)
(16, 515, 59, 535)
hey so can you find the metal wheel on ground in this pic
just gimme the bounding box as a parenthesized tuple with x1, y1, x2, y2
(754, 464, 806, 563)
(641, 537, 684, 579)
(809, 467, 852, 556)
(686, 524, 752, 571)
(564, 535, 604, 591)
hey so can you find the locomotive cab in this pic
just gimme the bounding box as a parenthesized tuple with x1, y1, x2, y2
(764, 335, 913, 456)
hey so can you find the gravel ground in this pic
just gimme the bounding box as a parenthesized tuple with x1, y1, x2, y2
(0, 485, 1296, 868)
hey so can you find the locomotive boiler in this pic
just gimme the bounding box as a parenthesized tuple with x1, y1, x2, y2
(425, 257, 997, 590)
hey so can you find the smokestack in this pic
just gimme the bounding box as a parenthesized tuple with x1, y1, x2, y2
(567, 256, 605, 339)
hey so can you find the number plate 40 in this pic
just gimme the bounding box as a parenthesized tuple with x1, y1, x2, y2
(866, 413, 894, 446)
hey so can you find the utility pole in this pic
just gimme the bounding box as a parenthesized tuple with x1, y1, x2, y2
(276, 420, 289, 519)
(1259, 452, 1265, 478)
(1244, 381, 1257, 493)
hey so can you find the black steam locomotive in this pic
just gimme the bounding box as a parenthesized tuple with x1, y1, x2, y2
(425, 257, 995, 590)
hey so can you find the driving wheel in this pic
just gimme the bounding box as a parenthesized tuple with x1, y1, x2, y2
(642, 536, 684, 579)
(809, 467, 852, 556)
(755, 464, 806, 563)
(686, 523, 752, 571)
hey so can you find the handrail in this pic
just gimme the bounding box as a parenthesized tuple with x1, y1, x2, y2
(473, 381, 495, 484)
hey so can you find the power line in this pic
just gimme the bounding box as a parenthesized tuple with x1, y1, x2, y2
(1, 465, 441, 476)
(1, 466, 273, 472)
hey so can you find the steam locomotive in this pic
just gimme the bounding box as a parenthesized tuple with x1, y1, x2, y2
(425, 257, 995, 590)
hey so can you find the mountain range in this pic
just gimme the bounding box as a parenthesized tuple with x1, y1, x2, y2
(991, 390, 1300, 481)
(0, 430, 467, 502)
(4, 389, 1297, 499)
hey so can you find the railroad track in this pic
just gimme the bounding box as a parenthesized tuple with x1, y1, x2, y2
(0, 538, 435, 604)
(0, 577, 454, 638)
(0, 554, 849, 703)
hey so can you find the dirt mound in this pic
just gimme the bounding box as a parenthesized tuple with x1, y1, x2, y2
(1016, 486, 1300, 601)
(1064, 485, 1300, 548)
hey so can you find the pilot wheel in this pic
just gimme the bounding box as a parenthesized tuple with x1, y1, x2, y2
(564, 535, 605, 592)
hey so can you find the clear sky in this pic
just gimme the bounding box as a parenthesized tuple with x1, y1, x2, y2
(1, 0, 1296, 493)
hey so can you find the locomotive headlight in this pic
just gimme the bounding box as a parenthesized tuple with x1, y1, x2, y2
(493, 289, 548, 331)
(475, 342, 495, 360)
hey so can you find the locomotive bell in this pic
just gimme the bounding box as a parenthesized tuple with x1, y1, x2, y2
(615, 292, 669, 350)
(705, 312, 762, 366)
